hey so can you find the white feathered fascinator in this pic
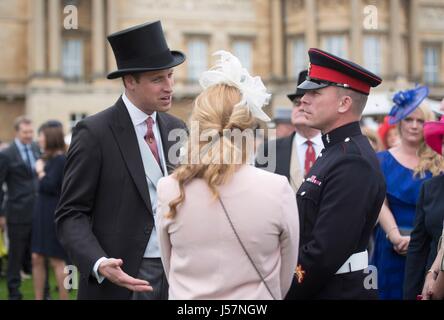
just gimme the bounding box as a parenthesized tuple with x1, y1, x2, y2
(199, 50, 271, 122)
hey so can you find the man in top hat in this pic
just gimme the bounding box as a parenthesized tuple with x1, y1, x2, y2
(55, 21, 187, 299)
(285, 48, 386, 299)
(256, 70, 323, 192)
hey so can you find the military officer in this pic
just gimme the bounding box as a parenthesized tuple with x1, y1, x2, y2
(286, 48, 386, 299)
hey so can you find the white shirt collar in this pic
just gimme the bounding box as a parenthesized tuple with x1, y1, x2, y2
(122, 92, 157, 127)
(14, 138, 29, 150)
(295, 132, 323, 146)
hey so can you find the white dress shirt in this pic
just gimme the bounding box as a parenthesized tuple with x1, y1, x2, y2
(293, 132, 323, 170)
(14, 138, 36, 170)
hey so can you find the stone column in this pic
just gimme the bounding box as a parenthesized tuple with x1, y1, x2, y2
(409, 0, 420, 81)
(350, 0, 362, 64)
(92, 0, 106, 78)
(271, 0, 284, 79)
(33, 0, 46, 75)
(48, 0, 61, 76)
(305, 0, 317, 49)
(390, 0, 402, 78)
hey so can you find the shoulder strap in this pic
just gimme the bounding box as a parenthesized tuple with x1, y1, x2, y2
(218, 197, 276, 300)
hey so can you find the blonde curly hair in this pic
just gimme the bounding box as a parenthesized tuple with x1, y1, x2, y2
(167, 84, 256, 218)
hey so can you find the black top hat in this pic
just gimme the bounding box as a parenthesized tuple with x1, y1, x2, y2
(107, 21, 186, 79)
(297, 48, 381, 96)
(287, 70, 308, 102)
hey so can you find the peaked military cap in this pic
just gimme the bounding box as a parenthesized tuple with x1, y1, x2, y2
(298, 48, 382, 96)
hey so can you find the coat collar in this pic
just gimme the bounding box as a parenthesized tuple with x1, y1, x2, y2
(275, 132, 295, 178)
(109, 96, 180, 212)
(109, 96, 152, 212)
(122, 92, 158, 127)
(157, 112, 176, 173)
(322, 121, 362, 148)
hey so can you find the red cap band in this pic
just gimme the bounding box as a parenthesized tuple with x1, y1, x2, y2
(309, 64, 370, 94)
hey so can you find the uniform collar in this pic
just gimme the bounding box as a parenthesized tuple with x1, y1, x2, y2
(122, 92, 157, 127)
(322, 121, 362, 148)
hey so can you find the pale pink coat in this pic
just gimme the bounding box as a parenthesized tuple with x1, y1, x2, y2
(156, 165, 299, 300)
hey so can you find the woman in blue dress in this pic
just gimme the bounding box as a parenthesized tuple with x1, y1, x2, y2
(31, 121, 69, 300)
(372, 86, 444, 300)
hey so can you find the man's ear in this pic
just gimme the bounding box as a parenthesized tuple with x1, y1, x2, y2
(338, 95, 353, 114)
(123, 75, 135, 90)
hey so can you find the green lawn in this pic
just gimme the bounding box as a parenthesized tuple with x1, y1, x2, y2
(0, 257, 77, 300)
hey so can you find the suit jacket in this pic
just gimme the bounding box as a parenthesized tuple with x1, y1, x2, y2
(156, 165, 299, 299)
(0, 141, 40, 224)
(404, 175, 444, 299)
(55, 96, 187, 299)
(255, 133, 304, 192)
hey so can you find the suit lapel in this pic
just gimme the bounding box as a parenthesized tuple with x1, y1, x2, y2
(289, 134, 303, 192)
(109, 97, 152, 213)
(11, 142, 25, 165)
(157, 113, 175, 174)
(276, 133, 294, 179)
(11, 142, 33, 177)
(31, 142, 41, 160)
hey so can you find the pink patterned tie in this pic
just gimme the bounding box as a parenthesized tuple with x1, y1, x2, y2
(145, 116, 161, 166)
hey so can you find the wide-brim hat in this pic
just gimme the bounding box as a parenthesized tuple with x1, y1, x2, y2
(107, 21, 185, 79)
(388, 86, 429, 125)
(430, 98, 444, 116)
(424, 116, 444, 155)
(287, 70, 308, 102)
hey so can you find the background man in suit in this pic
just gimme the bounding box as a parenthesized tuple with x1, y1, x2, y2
(256, 70, 322, 191)
(55, 21, 187, 300)
(0, 116, 40, 299)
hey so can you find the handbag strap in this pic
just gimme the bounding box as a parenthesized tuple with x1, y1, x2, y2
(218, 197, 276, 300)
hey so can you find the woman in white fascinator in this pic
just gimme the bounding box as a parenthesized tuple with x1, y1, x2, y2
(156, 51, 299, 299)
